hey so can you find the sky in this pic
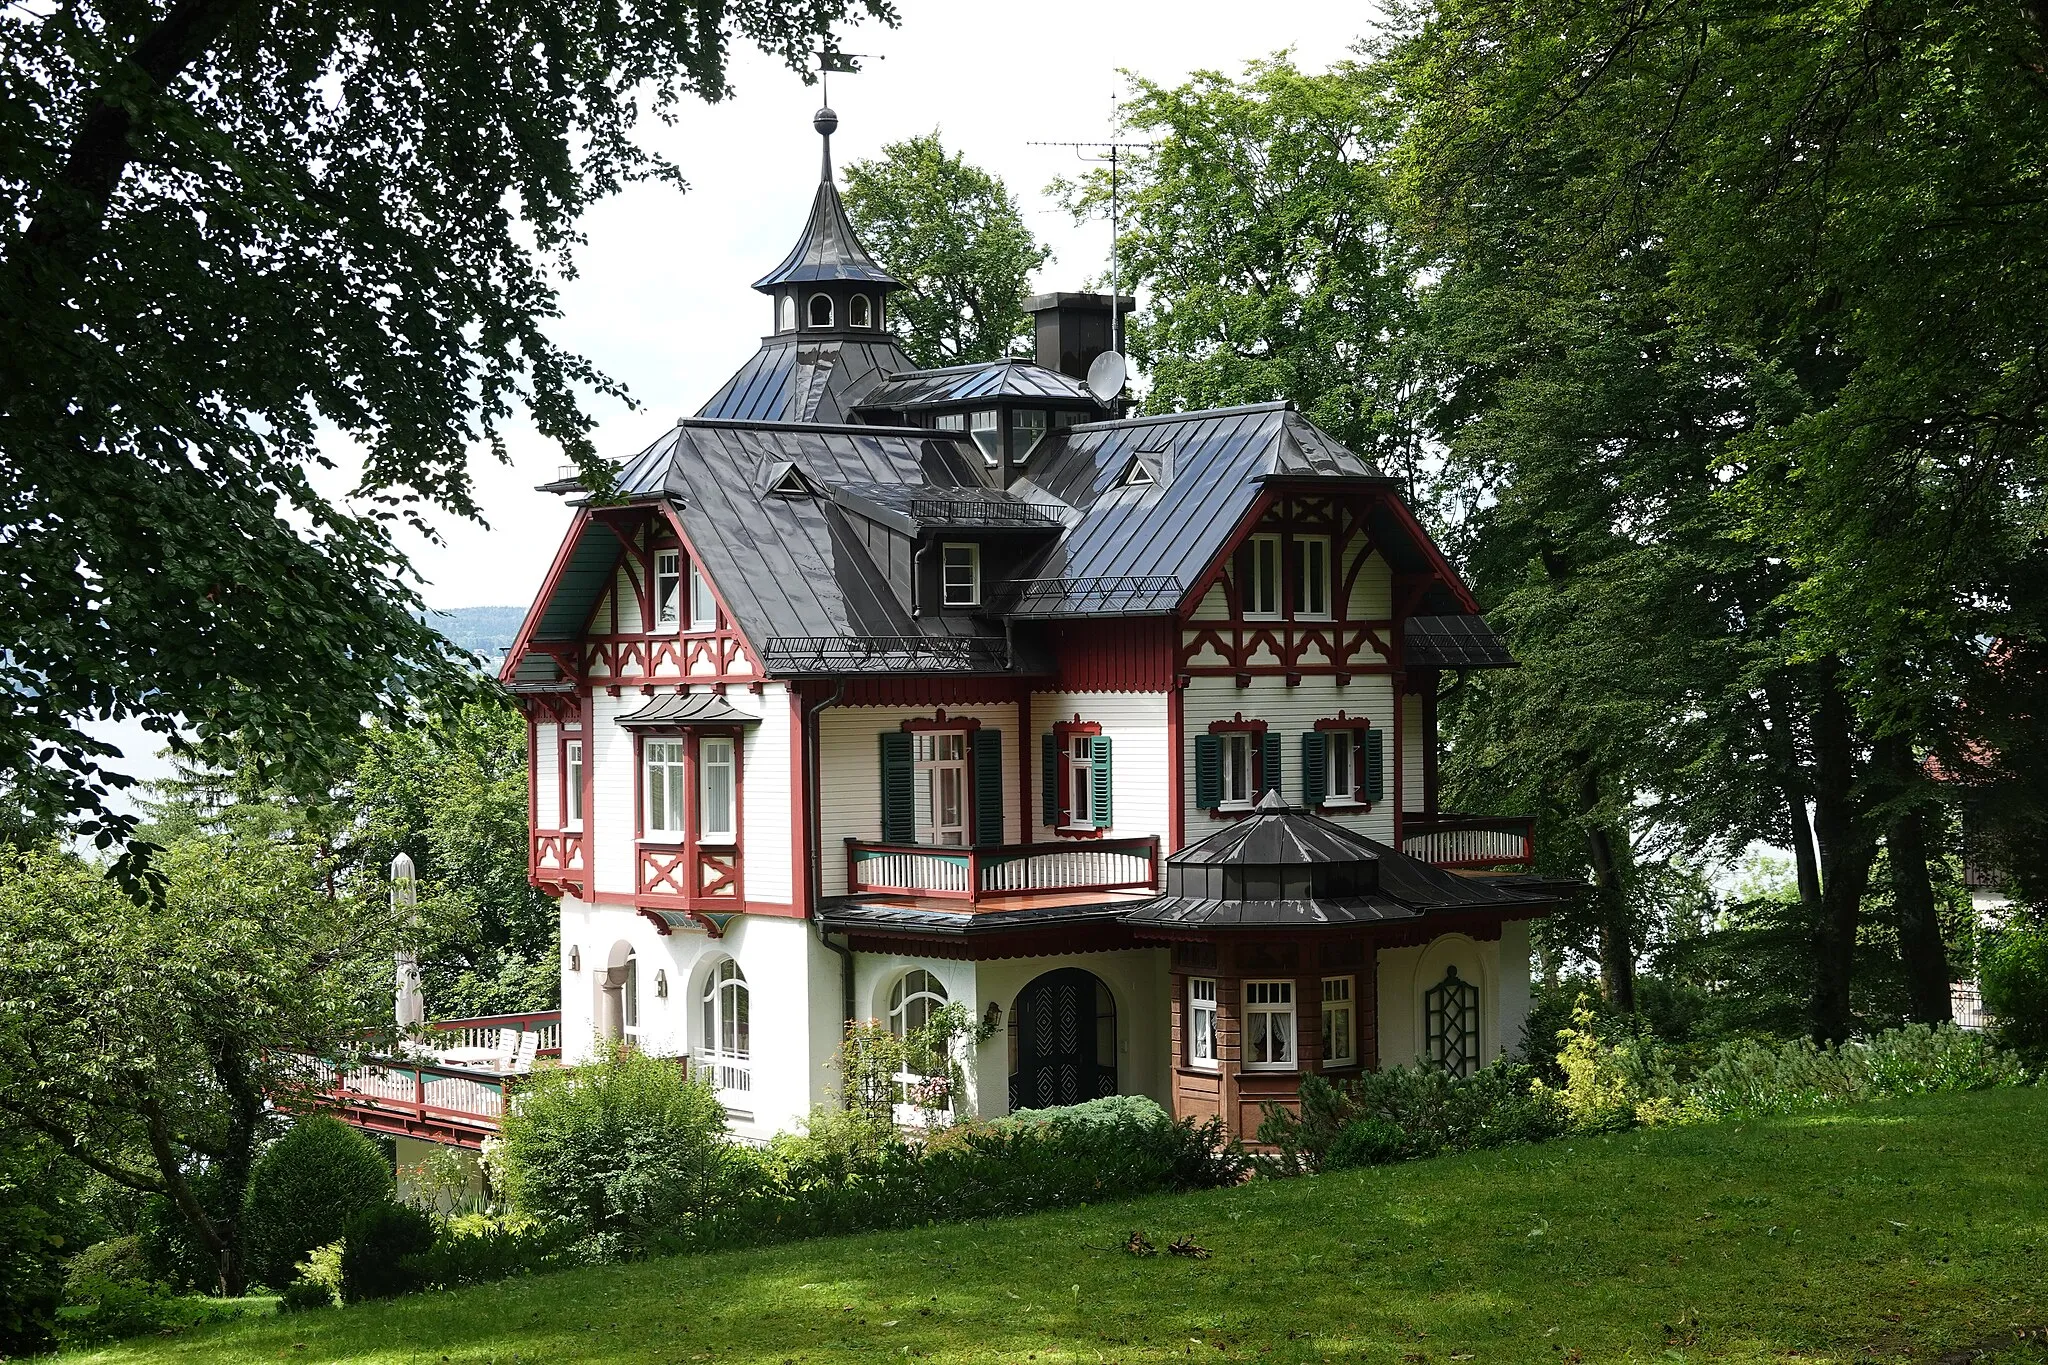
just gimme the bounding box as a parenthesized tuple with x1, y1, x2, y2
(394, 0, 1375, 612)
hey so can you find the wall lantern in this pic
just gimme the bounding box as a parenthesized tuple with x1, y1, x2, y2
(569, 945, 581, 972)
(655, 969, 670, 999)
(982, 1001, 1002, 1034)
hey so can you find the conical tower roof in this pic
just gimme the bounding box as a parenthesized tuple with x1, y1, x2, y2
(752, 107, 903, 293)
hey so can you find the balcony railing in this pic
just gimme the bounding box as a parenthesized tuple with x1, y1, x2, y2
(846, 836, 1160, 902)
(426, 1011, 562, 1058)
(763, 635, 1012, 674)
(289, 1055, 518, 1148)
(1000, 574, 1183, 616)
(1400, 814, 1535, 869)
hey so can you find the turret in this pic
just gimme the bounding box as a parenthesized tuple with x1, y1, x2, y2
(751, 108, 904, 338)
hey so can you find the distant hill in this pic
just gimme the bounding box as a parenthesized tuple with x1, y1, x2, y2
(428, 605, 527, 664)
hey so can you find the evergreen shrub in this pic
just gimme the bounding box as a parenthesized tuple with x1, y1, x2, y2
(338, 1201, 435, 1302)
(1258, 1064, 1566, 1173)
(242, 1115, 393, 1289)
(64, 1234, 150, 1292)
(405, 1214, 575, 1289)
(1689, 1022, 2027, 1118)
(1981, 924, 2048, 1061)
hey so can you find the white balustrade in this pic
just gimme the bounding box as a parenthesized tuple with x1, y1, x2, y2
(1401, 826, 1529, 867)
(980, 847, 1151, 894)
(853, 850, 971, 894)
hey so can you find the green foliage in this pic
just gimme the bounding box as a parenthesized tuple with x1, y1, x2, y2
(66, 1235, 150, 1292)
(0, 0, 893, 878)
(832, 1002, 990, 1128)
(0, 841, 392, 1295)
(0, 1132, 72, 1355)
(492, 1045, 736, 1258)
(279, 1241, 344, 1312)
(1981, 923, 2048, 1061)
(404, 1214, 575, 1290)
(1065, 56, 1425, 459)
(53, 1276, 268, 1349)
(1001, 1094, 1170, 1131)
(338, 1201, 437, 1302)
(1325, 1117, 1406, 1170)
(242, 1116, 394, 1290)
(1257, 1065, 1565, 1174)
(842, 133, 1050, 368)
(1538, 1000, 1696, 1131)
(1688, 1024, 2029, 1120)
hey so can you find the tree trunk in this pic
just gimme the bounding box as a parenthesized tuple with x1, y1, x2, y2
(1579, 768, 1636, 1012)
(1762, 675, 1825, 925)
(1807, 663, 1875, 1045)
(1876, 734, 1953, 1024)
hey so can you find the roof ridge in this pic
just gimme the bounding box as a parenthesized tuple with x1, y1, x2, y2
(1066, 401, 1292, 431)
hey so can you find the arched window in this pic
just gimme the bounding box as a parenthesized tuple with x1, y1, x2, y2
(849, 293, 872, 328)
(807, 293, 834, 328)
(1424, 964, 1480, 1077)
(699, 958, 750, 1094)
(888, 969, 948, 1037)
(778, 294, 797, 332)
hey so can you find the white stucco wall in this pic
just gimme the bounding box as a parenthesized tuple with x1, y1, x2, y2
(1376, 932, 1507, 1071)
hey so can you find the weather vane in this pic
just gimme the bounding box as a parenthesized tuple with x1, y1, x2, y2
(817, 49, 881, 106)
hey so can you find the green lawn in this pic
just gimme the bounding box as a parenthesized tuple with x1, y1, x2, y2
(75, 1088, 2048, 1365)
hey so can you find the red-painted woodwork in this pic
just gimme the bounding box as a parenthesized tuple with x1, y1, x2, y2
(1047, 617, 1175, 692)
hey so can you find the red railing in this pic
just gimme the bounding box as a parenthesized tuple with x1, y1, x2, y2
(426, 1011, 562, 1057)
(846, 836, 1160, 902)
(1400, 814, 1535, 869)
(291, 1055, 519, 1149)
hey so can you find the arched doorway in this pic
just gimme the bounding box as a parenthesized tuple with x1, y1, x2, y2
(1008, 968, 1117, 1110)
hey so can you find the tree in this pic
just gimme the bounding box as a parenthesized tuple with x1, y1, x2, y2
(1061, 57, 1427, 459)
(842, 132, 1049, 368)
(0, 0, 893, 885)
(0, 841, 391, 1295)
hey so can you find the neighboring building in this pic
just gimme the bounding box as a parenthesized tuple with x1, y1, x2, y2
(498, 108, 1563, 1142)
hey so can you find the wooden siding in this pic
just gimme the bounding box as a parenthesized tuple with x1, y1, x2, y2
(1345, 544, 1393, 620)
(1180, 675, 1397, 843)
(1027, 690, 1170, 843)
(1401, 691, 1426, 817)
(535, 721, 561, 829)
(743, 683, 795, 906)
(817, 702, 1024, 895)
(589, 691, 638, 897)
(1047, 618, 1176, 692)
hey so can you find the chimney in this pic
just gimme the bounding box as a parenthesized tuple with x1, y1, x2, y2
(1023, 292, 1136, 381)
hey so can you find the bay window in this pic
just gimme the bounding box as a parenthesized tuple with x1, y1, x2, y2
(1321, 975, 1356, 1067)
(698, 736, 736, 842)
(643, 739, 687, 836)
(564, 738, 584, 829)
(1243, 979, 1296, 1070)
(1189, 977, 1219, 1069)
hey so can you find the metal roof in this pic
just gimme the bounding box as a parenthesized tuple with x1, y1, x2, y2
(615, 692, 762, 726)
(856, 359, 1101, 410)
(1405, 615, 1517, 669)
(750, 132, 902, 291)
(1168, 791, 1388, 865)
(696, 336, 915, 424)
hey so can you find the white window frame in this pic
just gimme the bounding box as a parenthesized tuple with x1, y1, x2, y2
(642, 738, 687, 838)
(849, 293, 873, 328)
(563, 738, 585, 830)
(913, 731, 970, 847)
(652, 550, 681, 632)
(807, 293, 834, 328)
(1325, 728, 1366, 806)
(1245, 533, 1282, 618)
(969, 409, 1000, 466)
(935, 411, 967, 432)
(697, 735, 737, 844)
(621, 949, 640, 1038)
(1010, 408, 1049, 464)
(1219, 731, 1254, 808)
(888, 968, 949, 1038)
(778, 294, 797, 332)
(1064, 734, 1095, 829)
(699, 958, 751, 1096)
(940, 542, 981, 608)
(1321, 975, 1356, 1067)
(1243, 979, 1297, 1071)
(1188, 977, 1219, 1069)
(688, 561, 717, 631)
(1296, 535, 1331, 619)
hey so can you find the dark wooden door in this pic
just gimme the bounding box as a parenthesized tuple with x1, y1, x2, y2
(1009, 968, 1117, 1109)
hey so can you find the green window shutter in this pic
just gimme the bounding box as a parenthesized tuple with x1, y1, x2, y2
(1261, 731, 1283, 796)
(1363, 728, 1386, 803)
(1042, 732, 1059, 829)
(879, 732, 914, 843)
(1091, 735, 1113, 829)
(1194, 733, 1222, 810)
(1300, 731, 1327, 807)
(973, 729, 1005, 848)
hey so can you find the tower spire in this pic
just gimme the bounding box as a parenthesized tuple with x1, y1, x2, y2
(750, 104, 902, 296)
(814, 106, 837, 182)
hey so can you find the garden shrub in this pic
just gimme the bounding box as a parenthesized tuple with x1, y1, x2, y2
(406, 1213, 575, 1289)
(1538, 1000, 1695, 1130)
(338, 1200, 436, 1302)
(1325, 1117, 1405, 1170)
(242, 1114, 393, 1289)
(278, 1277, 337, 1313)
(64, 1234, 150, 1292)
(1981, 924, 2048, 1061)
(54, 1275, 259, 1349)
(1258, 1064, 1565, 1172)
(1689, 1023, 2027, 1118)
(278, 1240, 342, 1312)
(493, 1043, 737, 1258)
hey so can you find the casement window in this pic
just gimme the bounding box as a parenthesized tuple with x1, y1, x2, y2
(1243, 979, 1296, 1070)
(1425, 965, 1481, 1077)
(697, 736, 736, 843)
(808, 293, 834, 327)
(779, 295, 797, 332)
(940, 543, 981, 608)
(969, 409, 1001, 466)
(653, 550, 682, 631)
(1196, 725, 1278, 812)
(1010, 408, 1048, 464)
(935, 411, 967, 432)
(621, 948, 640, 1039)
(563, 738, 585, 830)
(1043, 726, 1113, 832)
(880, 725, 1004, 847)
(1188, 977, 1219, 1069)
(849, 293, 873, 328)
(688, 562, 716, 631)
(643, 739, 688, 836)
(1300, 725, 1386, 807)
(1245, 533, 1282, 618)
(1321, 975, 1356, 1067)
(888, 968, 948, 1037)
(700, 957, 751, 1095)
(1296, 535, 1331, 618)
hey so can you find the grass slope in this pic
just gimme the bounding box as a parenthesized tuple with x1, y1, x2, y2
(79, 1089, 2048, 1365)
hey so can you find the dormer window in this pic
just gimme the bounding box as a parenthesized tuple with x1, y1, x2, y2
(653, 550, 681, 631)
(808, 293, 834, 328)
(849, 293, 872, 328)
(779, 295, 797, 332)
(935, 412, 967, 432)
(940, 542, 981, 607)
(1010, 408, 1048, 464)
(969, 410, 1000, 467)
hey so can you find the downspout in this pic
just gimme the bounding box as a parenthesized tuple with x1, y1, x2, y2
(804, 677, 854, 1026)
(911, 538, 930, 619)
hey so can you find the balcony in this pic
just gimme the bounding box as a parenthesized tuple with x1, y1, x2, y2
(845, 836, 1160, 904)
(1400, 814, 1535, 870)
(290, 1012, 564, 1147)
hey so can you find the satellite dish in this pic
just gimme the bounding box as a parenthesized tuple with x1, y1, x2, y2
(1085, 350, 1128, 404)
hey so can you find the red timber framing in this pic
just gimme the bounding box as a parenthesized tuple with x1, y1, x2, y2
(630, 720, 747, 927)
(521, 688, 589, 899)
(579, 504, 761, 685)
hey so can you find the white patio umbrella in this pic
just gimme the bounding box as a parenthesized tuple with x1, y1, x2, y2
(392, 852, 426, 1029)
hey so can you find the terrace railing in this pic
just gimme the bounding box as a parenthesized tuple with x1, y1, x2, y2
(907, 498, 1062, 528)
(1399, 814, 1535, 869)
(425, 1011, 562, 1057)
(845, 836, 1160, 903)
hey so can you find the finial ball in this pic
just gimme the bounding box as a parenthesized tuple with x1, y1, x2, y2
(813, 107, 838, 137)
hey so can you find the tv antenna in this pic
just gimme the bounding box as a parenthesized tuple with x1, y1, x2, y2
(1029, 139, 1154, 355)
